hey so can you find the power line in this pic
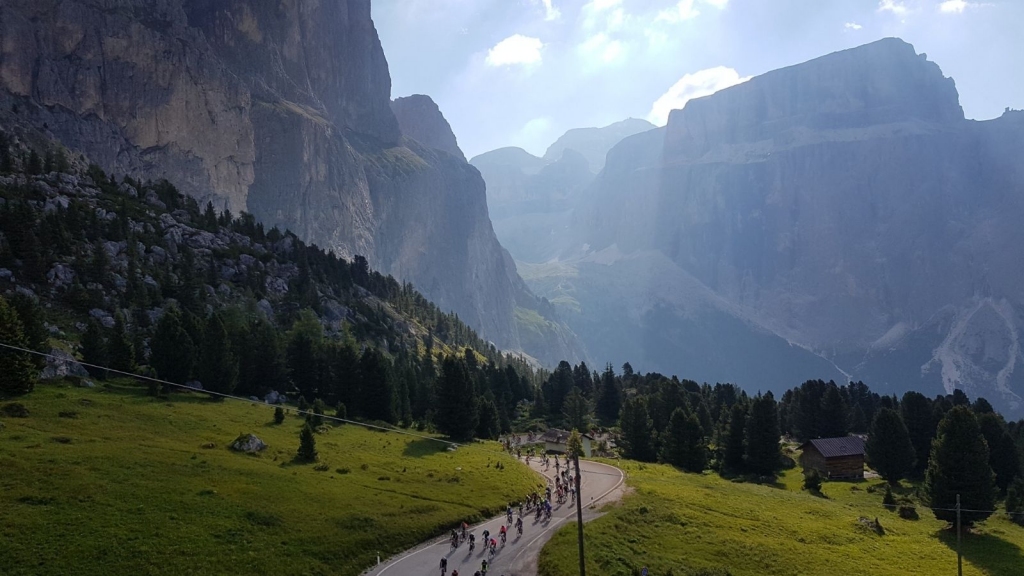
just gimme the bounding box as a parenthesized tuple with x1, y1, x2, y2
(0, 340, 464, 447)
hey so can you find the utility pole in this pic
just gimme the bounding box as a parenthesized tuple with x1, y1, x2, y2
(956, 494, 962, 576)
(568, 429, 586, 576)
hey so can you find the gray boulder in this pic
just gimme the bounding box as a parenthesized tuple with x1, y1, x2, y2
(89, 308, 115, 328)
(46, 264, 74, 288)
(40, 348, 90, 380)
(230, 433, 267, 454)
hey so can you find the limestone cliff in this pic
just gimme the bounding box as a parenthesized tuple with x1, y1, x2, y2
(519, 39, 1024, 414)
(390, 95, 466, 161)
(0, 0, 582, 365)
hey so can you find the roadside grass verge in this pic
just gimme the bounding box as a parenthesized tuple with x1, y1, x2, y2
(0, 380, 541, 575)
(540, 460, 1024, 576)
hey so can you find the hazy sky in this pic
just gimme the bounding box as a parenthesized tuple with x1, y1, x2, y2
(373, 0, 1023, 159)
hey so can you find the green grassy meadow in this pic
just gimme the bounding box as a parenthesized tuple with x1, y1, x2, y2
(540, 460, 1024, 576)
(0, 380, 541, 575)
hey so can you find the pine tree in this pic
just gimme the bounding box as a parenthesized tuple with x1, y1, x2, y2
(0, 296, 36, 395)
(865, 408, 916, 485)
(619, 396, 657, 462)
(286, 310, 323, 401)
(8, 294, 47, 369)
(80, 319, 108, 380)
(1007, 478, 1024, 525)
(296, 423, 318, 462)
(310, 398, 327, 428)
(149, 306, 196, 387)
(434, 356, 479, 441)
(977, 412, 1021, 494)
(107, 311, 136, 373)
(562, 386, 591, 432)
(818, 383, 849, 438)
(595, 364, 621, 426)
(722, 403, 748, 473)
(849, 404, 867, 434)
(476, 397, 500, 440)
(925, 406, 996, 526)
(900, 391, 935, 477)
(196, 313, 238, 394)
(661, 408, 707, 472)
(273, 406, 285, 425)
(745, 393, 782, 476)
(356, 347, 396, 423)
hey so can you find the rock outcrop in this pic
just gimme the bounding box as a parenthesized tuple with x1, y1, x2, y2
(390, 95, 466, 161)
(508, 39, 1024, 414)
(0, 0, 581, 364)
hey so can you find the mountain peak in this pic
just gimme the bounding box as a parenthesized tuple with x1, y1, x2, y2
(390, 94, 466, 162)
(666, 38, 963, 150)
(542, 117, 655, 172)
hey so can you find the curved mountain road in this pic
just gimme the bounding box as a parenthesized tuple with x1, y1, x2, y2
(366, 458, 625, 576)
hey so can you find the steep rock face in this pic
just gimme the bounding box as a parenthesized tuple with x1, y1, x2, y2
(0, 0, 582, 364)
(472, 120, 651, 264)
(390, 95, 466, 161)
(525, 39, 1024, 414)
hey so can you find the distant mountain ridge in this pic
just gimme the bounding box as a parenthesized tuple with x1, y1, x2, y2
(482, 38, 1024, 416)
(471, 118, 653, 263)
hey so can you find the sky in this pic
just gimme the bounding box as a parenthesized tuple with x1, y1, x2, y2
(372, 0, 1024, 159)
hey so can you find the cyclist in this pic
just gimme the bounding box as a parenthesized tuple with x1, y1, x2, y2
(489, 538, 497, 555)
(499, 524, 507, 544)
(440, 557, 448, 576)
(481, 558, 489, 575)
(469, 533, 476, 552)
(461, 521, 469, 541)
(506, 505, 513, 524)
(515, 516, 524, 536)
(482, 529, 489, 546)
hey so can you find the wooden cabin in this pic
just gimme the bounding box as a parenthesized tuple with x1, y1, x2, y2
(799, 436, 865, 480)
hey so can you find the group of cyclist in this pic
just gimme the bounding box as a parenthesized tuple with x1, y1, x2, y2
(439, 441, 584, 576)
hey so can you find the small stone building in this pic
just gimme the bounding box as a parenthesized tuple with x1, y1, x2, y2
(541, 429, 593, 458)
(799, 436, 865, 479)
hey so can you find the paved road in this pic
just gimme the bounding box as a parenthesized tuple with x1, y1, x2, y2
(367, 458, 625, 576)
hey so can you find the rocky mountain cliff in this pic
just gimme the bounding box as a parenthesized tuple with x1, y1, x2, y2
(509, 39, 1024, 415)
(0, 0, 581, 365)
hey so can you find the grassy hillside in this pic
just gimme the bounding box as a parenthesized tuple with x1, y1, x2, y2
(0, 380, 541, 576)
(540, 461, 1024, 576)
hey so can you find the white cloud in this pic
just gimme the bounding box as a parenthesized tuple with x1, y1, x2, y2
(656, 0, 729, 23)
(578, 33, 625, 65)
(485, 35, 544, 67)
(877, 0, 908, 14)
(844, 22, 863, 30)
(539, 0, 561, 21)
(939, 0, 978, 13)
(648, 66, 750, 125)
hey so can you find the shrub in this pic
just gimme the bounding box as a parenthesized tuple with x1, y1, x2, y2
(296, 395, 309, 413)
(296, 423, 317, 462)
(883, 485, 897, 509)
(58, 411, 79, 419)
(273, 406, 284, 425)
(336, 468, 350, 475)
(1, 403, 29, 418)
(334, 402, 346, 421)
(898, 505, 919, 520)
(313, 461, 330, 472)
(803, 468, 822, 492)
